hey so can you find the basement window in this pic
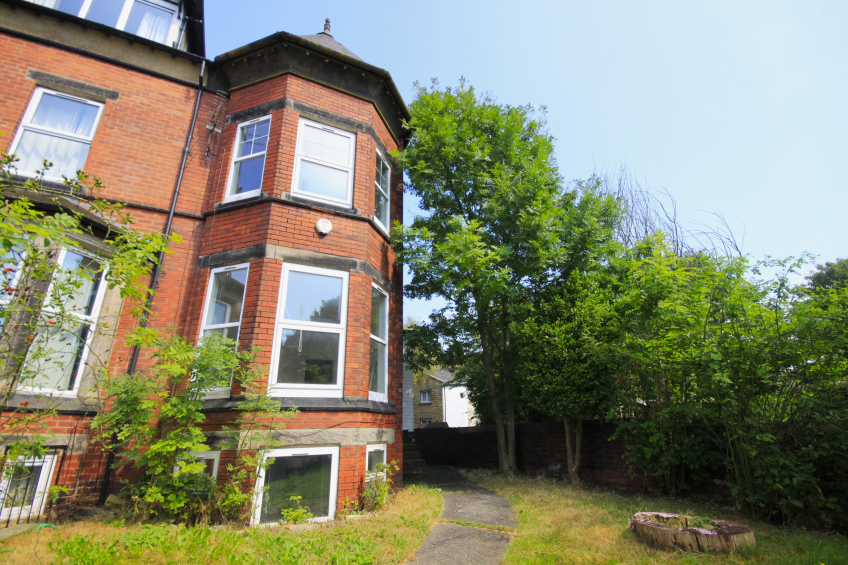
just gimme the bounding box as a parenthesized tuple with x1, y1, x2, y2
(291, 119, 356, 207)
(254, 446, 339, 524)
(365, 444, 387, 483)
(225, 116, 271, 202)
(0, 454, 59, 521)
(9, 87, 104, 181)
(268, 264, 349, 398)
(29, 0, 181, 46)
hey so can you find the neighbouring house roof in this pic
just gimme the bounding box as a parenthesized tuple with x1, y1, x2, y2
(299, 31, 362, 61)
(427, 369, 456, 384)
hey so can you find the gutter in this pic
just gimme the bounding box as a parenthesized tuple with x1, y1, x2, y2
(97, 59, 207, 506)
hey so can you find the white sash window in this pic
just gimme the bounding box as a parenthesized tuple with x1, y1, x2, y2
(291, 119, 356, 206)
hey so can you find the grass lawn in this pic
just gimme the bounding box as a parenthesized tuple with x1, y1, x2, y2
(0, 484, 442, 565)
(464, 469, 848, 565)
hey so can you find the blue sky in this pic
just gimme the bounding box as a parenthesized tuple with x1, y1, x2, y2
(206, 0, 848, 322)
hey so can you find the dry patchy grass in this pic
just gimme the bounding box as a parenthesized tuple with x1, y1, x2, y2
(464, 469, 848, 565)
(0, 484, 442, 565)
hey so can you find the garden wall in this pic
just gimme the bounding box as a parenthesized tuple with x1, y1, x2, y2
(411, 421, 653, 491)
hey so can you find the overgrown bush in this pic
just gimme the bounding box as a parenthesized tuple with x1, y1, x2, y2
(92, 330, 296, 524)
(360, 460, 399, 512)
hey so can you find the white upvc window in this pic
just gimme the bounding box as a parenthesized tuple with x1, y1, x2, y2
(198, 263, 249, 399)
(27, 0, 182, 46)
(365, 444, 387, 483)
(21, 248, 107, 396)
(9, 87, 104, 181)
(374, 149, 391, 231)
(420, 389, 432, 404)
(225, 116, 271, 202)
(0, 454, 59, 521)
(269, 264, 348, 398)
(368, 284, 389, 403)
(253, 446, 339, 524)
(291, 119, 356, 206)
(174, 451, 221, 479)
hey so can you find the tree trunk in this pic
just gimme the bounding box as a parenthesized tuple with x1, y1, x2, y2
(563, 415, 583, 484)
(479, 325, 509, 471)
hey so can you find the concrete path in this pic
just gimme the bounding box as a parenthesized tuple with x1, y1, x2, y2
(405, 466, 517, 565)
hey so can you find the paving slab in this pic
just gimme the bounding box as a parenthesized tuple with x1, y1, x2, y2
(0, 523, 38, 541)
(407, 523, 510, 565)
(406, 466, 517, 564)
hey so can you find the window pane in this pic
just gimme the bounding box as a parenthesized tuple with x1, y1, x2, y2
(325, 131, 351, 166)
(56, 251, 101, 315)
(374, 189, 389, 228)
(260, 454, 332, 523)
(31, 93, 99, 138)
(231, 155, 265, 195)
(370, 288, 387, 339)
(297, 160, 348, 202)
(125, 1, 173, 44)
(203, 326, 239, 341)
(5, 464, 43, 507)
(369, 339, 386, 394)
(24, 323, 88, 391)
(196, 457, 216, 476)
(14, 130, 91, 178)
(84, 0, 124, 27)
(283, 272, 342, 324)
(32, 0, 86, 17)
(205, 268, 247, 326)
(376, 157, 390, 194)
(238, 121, 269, 158)
(277, 329, 339, 385)
(367, 449, 385, 473)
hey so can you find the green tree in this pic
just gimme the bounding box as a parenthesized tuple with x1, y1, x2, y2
(805, 257, 848, 291)
(0, 152, 174, 496)
(394, 80, 615, 471)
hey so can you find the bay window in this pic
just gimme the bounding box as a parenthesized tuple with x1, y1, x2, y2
(374, 150, 391, 231)
(198, 263, 249, 398)
(369, 285, 388, 402)
(225, 116, 271, 201)
(269, 264, 348, 398)
(291, 119, 356, 206)
(254, 446, 339, 524)
(9, 88, 104, 180)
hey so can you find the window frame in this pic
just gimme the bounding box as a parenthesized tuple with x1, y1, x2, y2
(223, 115, 272, 202)
(252, 445, 340, 525)
(173, 450, 220, 479)
(419, 418, 432, 425)
(0, 454, 59, 521)
(419, 389, 432, 404)
(368, 283, 389, 403)
(268, 264, 349, 398)
(365, 443, 387, 484)
(291, 118, 357, 207)
(30, 0, 182, 46)
(8, 87, 105, 182)
(20, 247, 108, 397)
(197, 262, 250, 399)
(373, 149, 391, 233)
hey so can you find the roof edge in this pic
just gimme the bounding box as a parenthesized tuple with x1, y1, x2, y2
(215, 30, 410, 123)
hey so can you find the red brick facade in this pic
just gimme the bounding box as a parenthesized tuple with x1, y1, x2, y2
(1, 1, 406, 522)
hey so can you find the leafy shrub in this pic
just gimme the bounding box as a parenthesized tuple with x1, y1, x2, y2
(279, 495, 313, 524)
(360, 460, 399, 512)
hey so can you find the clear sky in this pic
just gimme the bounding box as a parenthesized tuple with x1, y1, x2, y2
(206, 0, 848, 322)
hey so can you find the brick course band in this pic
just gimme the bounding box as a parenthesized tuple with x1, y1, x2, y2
(204, 427, 395, 448)
(27, 68, 120, 101)
(202, 396, 396, 414)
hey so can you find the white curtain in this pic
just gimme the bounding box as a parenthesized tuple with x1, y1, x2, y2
(15, 131, 90, 178)
(31, 93, 98, 137)
(128, 2, 172, 44)
(30, 0, 58, 7)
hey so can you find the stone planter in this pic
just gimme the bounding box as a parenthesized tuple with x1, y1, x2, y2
(630, 512, 755, 553)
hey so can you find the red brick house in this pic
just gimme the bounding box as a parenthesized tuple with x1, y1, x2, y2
(0, 0, 407, 524)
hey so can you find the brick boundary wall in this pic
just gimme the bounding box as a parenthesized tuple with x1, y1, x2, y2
(411, 421, 654, 491)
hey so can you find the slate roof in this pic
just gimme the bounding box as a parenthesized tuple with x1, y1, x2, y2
(298, 32, 363, 61)
(429, 369, 456, 384)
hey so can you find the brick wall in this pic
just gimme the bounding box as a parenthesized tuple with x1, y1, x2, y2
(412, 421, 654, 492)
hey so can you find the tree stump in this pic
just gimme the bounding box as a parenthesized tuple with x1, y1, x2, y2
(630, 512, 755, 553)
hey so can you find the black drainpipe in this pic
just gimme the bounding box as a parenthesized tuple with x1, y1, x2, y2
(98, 60, 207, 506)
